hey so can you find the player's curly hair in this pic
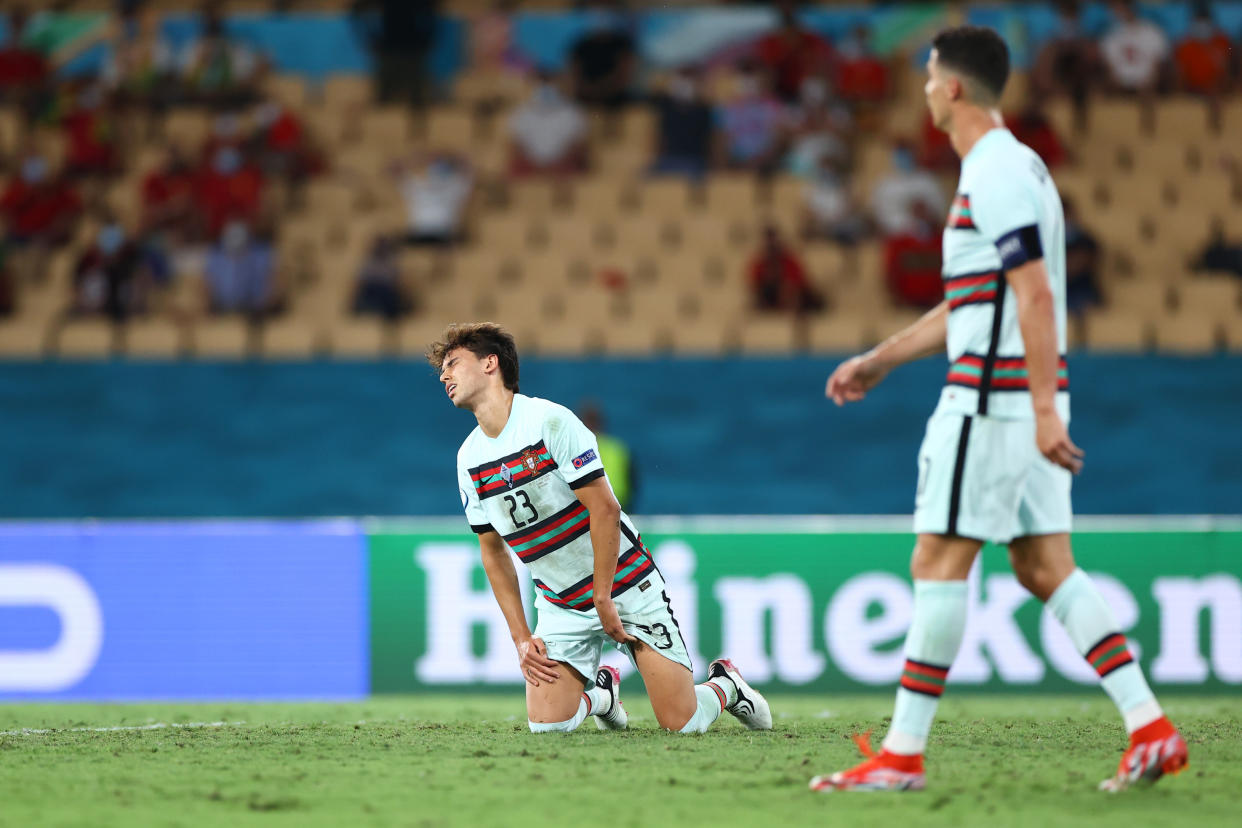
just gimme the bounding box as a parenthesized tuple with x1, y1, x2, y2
(426, 322, 520, 392)
(932, 25, 1010, 104)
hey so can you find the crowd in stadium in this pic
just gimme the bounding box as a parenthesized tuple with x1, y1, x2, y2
(0, 0, 1239, 353)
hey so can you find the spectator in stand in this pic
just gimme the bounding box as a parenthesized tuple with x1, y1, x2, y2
(715, 60, 787, 174)
(397, 152, 473, 246)
(784, 76, 853, 179)
(508, 70, 589, 177)
(1175, 1, 1236, 121)
(569, 3, 636, 109)
(883, 200, 943, 309)
(1101, 0, 1170, 97)
(251, 97, 322, 185)
(142, 146, 197, 236)
(102, 4, 177, 107)
(179, 2, 264, 107)
(871, 140, 945, 238)
(802, 153, 867, 245)
(1032, 0, 1099, 129)
(649, 66, 714, 179)
(353, 235, 411, 320)
(1, 149, 82, 248)
(196, 143, 265, 239)
(833, 24, 891, 104)
(203, 219, 279, 317)
(1063, 197, 1103, 315)
(748, 224, 823, 313)
(62, 83, 123, 178)
(1193, 219, 1242, 280)
(754, 1, 834, 104)
(579, 402, 638, 513)
(71, 213, 150, 321)
(0, 7, 49, 111)
(1006, 100, 1068, 168)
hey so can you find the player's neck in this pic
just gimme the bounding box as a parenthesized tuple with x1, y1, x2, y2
(473, 388, 515, 438)
(949, 105, 1004, 160)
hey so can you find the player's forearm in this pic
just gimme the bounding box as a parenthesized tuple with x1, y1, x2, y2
(1014, 285, 1060, 414)
(868, 301, 948, 370)
(588, 503, 622, 607)
(480, 544, 532, 642)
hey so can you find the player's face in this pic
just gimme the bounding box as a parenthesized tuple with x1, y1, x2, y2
(924, 49, 952, 131)
(439, 347, 489, 410)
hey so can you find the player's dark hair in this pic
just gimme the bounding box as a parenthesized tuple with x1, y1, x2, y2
(427, 322, 520, 392)
(932, 26, 1010, 104)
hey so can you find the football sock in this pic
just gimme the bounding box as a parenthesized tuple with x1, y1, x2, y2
(883, 580, 969, 756)
(584, 685, 612, 717)
(678, 683, 728, 734)
(528, 697, 590, 733)
(1047, 568, 1162, 733)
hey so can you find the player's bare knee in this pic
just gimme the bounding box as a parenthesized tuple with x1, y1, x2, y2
(653, 699, 697, 732)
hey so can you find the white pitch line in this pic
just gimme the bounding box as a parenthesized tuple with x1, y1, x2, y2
(0, 720, 246, 736)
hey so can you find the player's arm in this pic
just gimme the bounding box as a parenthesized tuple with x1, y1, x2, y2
(572, 476, 637, 646)
(477, 529, 561, 686)
(1005, 259, 1084, 473)
(826, 301, 948, 406)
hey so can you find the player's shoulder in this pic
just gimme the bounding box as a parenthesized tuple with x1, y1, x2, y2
(456, 426, 485, 467)
(520, 394, 577, 425)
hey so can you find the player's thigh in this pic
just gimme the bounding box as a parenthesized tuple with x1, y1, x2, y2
(631, 640, 697, 731)
(1008, 532, 1076, 601)
(525, 662, 588, 723)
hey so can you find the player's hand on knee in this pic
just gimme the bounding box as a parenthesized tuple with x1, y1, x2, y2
(1035, 411, 1084, 474)
(516, 636, 560, 686)
(594, 598, 637, 645)
(826, 354, 888, 406)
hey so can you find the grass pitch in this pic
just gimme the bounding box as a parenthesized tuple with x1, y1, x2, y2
(1, 695, 1237, 827)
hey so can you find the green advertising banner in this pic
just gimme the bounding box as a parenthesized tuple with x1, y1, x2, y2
(367, 519, 1242, 694)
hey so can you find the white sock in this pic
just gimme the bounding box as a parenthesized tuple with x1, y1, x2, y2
(883, 580, 969, 756)
(1046, 568, 1162, 733)
(584, 685, 611, 716)
(528, 697, 590, 733)
(678, 684, 726, 734)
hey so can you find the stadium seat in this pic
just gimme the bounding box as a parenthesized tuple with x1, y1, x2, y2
(667, 317, 730, 355)
(738, 314, 802, 354)
(1090, 99, 1148, 141)
(322, 75, 374, 112)
(703, 175, 760, 221)
(1155, 96, 1209, 140)
(1219, 99, 1242, 136)
(362, 107, 412, 149)
(1154, 313, 1220, 354)
(1084, 309, 1151, 352)
(163, 109, 210, 152)
(1176, 278, 1242, 322)
(806, 312, 872, 353)
(262, 74, 309, 112)
(574, 178, 629, 218)
(55, 318, 116, 359)
(479, 214, 535, 251)
(0, 318, 47, 358)
(328, 317, 390, 357)
(1225, 316, 1242, 353)
(260, 318, 321, 358)
(620, 108, 656, 147)
(124, 318, 186, 358)
(642, 178, 691, 217)
(1107, 279, 1172, 316)
(0, 106, 23, 157)
(613, 217, 676, 257)
(193, 317, 254, 359)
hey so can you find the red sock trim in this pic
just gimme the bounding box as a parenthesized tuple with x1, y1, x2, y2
(581, 691, 591, 715)
(705, 682, 727, 710)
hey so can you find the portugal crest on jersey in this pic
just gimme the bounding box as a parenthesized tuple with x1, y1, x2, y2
(520, 448, 542, 474)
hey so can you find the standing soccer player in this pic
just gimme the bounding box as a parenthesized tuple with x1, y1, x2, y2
(429, 322, 771, 735)
(811, 27, 1186, 793)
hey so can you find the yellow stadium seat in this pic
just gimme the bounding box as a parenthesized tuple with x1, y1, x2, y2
(479, 214, 536, 251)
(329, 317, 389, 357)
(1176, 277, 1242, 322)
(164, 108, 211, 152)
(1106, 279, 1172, 316)
(703, 175, 759, 220)
(1224, 316, 1242, 353)
(1154, 313, 1220, 354)
(0, 106, 22, 158)
(667, 317, 730, 356)
(1220, 99, 1242, 137)
(193, 317, 253, 358)
(55, 318, 116, 358)
(363, 107, 412, 148)
(598, 318, 664, 356)
(0, 317, 46, 357)
(263, 74, 309, 112)
(738, 313, 801, 354)
(613, 217, 676, 256)
(1084, 309, 1151, 352)
(1089, 99, 1147, 142)
(322, 74, 374, 111)
(621, 108, 656, 146)
(125, 318, 186, 358)
(574, 178, 628, 218)
(807, 313, 873, 353)
(642, 178, 691, 217)
(1155, 96, 1209, 140)
(396, 314, 455, 358)
(261, 318, 321, 358)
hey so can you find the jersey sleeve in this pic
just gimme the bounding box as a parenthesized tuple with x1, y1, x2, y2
(970, 167, 1045, 272)
(456, 457, 494, 534)
(542, 404, 606, 489)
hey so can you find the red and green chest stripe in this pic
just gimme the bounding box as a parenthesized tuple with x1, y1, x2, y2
(944, 270, 999, 311)
(533, 542, 656, 611)
(502, 501, 591, 563)
(948, 193, 975, 230)
(948, 353, 1069, 392)
(468, 441, 557, 500)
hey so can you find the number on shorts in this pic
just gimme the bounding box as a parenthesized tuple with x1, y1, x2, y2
(649, 622, 673, 650)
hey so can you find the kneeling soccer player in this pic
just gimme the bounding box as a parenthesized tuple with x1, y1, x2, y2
(429, 322, 771, 735)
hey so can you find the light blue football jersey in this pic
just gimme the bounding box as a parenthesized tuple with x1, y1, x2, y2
(938, 128, 1070, 421)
